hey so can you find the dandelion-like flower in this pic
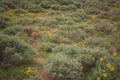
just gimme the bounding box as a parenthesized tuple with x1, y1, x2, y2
(110, 66, 115, 71)
(97, 77, 101, 80)
(23, 67, 37, 75)
(102, 73, 107, 77)
(99, 57, 104, 62)
(106, 63, 111, 68)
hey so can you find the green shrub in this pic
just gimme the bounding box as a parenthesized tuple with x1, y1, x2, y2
(41, 1, 53, 9)
(83, 0, 102, 9)
(44, 53, 83, 80)
(47, 11, 61, 16)
(3, 26, 23, 35)
(68, 11, 90, 22)
(98, 11, 111, 19)
(27, 4, 44, 13)
(52, 44, 112, 71)
(109, 10, 120, 21)
(51, 4, 60, 10)
(55, 0, 74, 5)
(59, 24, 81, 31)
(116, 22, 120, 30)
(20, 1, 31, 9)
(0, 7, 5, 12)
(0, 67, 6, 80)
(59, 5, 77, 11)
(61, 30, 89, 41)
(78, 47, 114, 72)
(0, 0, 17, 9)
(14, 8, 28, 14)
(84, 37, 111, 48)
(95, 22, 113, 34)
(85, 7, 100, 14)
(0, 15, 10, 29)
(0, 33, 33, 68)
(14, 17, 34, 26)
(60, 38, 73, 44)
(40, 42, 57, 52)
(0, 66, 27, 80)
(52, 44, 80, 56)
(44, 18, 58, 28)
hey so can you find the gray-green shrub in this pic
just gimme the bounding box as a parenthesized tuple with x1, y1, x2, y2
(40, 42, 57, 52)
(0, 33, 33, 68)
(44, 53, 83, 80)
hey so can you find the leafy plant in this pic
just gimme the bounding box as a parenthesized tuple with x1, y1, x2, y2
(0, 7, 5, 12)
(40, 42, 57, 52)
(0, 33, 33, 68)
(95, 22, 113, 34)
(0, 15, 10, 29)
(44, 53, 83, 80)
(59, 5, 77, 11)
(27, 4, 44, 13)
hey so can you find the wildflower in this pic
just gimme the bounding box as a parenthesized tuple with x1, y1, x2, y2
(97, 77, 101, 80)
(23, 67, 37, 75)
(78, 41, 84, 46)
(99, 57, 104, 62)
(92, 15, 97, 19)
(102, 73, 107, 77)
(20, 14, 24, 16)
(106, 63, 111, 68)
(110, 66, 115, 71)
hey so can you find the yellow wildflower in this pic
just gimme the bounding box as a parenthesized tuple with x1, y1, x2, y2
(78, 41, 84, 46)
(110, 66, 115, 71)
(23, 67, 37, 75)
(102, 73, 107, 77)
(99, 57, 104, 62)
(106, 63, 111, 68)
(20, 14, 24, 16)
(97, 77, 101, 80)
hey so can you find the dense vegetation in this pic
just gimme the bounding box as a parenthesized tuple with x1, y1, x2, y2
(0, 0, 120, 80)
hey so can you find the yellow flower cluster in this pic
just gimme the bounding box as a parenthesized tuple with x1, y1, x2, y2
(97, 77, 101, 80)
(27, 12, 35, 16)
(102, 72, 107, 77)
(78, 41, 84, 47)
(106, 63, 115, 71)
(99, 57, 104, 62)
(20, 14, 24, 16)
(23, 67, 37, 75)
(106, 63, 111, 68)
(110, 66, 115, 71)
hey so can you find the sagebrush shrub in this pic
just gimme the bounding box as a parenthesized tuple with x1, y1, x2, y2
(60, 38, 73, 44)
(68, 11, 90, 22)
(84, 37, 111, 48)
(3, 26, 23, 35)
(95, 22, 113, 34)
(52, 44, 80, 56)
(27, 4, 43, 13)
(40, 42, 57, 52)
(59, 5, 77, 11)
(0, 7, 5, 12)
(0, 33, 33, 68)
(44, 53, 83, 80)
(14, 8, 28, 14)
(0, 15, 10, 29)
(0, 0, 18, 9)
